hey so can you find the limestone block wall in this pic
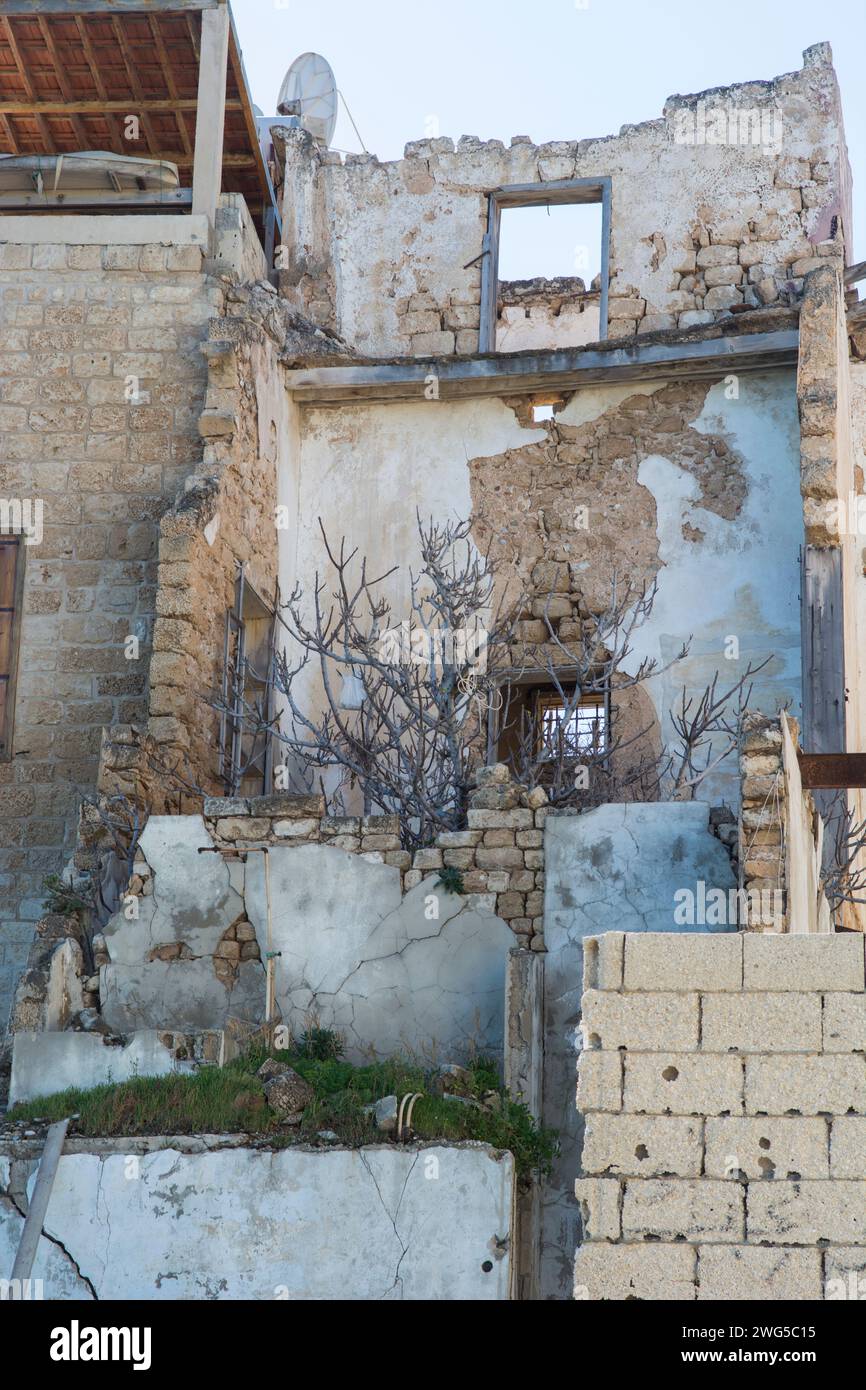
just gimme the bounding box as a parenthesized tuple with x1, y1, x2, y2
(574, 931, 866, 1301)
(279, 45, 849, 355)
(0, 231, 221, 1026)
(146, 289, 282, 783)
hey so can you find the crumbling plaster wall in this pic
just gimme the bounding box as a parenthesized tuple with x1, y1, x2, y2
(96, 808, 518, 1061)
(279, 45, 849, 356)
(0, 1140, 513, 1300)
(574, 932, 866, 1300)
(0, 226, 220, 1029)
(291, 368, 802, 806)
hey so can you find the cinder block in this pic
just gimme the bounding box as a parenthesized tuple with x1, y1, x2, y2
(582, 990, 699, 1052)
(824, 993, 866, 1052)
(582, 1114, 703, 1178)
(622, 1179, 744, 1243)
(743, 934, 865, 992)
(701, 992, 822, 1053)
(623, 1053, 744, 1116)
(745, 1055, 866, 1116)
(577, 1050, 622, 1113)
(574, 1178, 621, 1240)
(574, 1243, 696, 1301)
(623, 933, 742, 992)
(582, 933, 624, 992)
(830, 1118, 866, 1179)
(697, 1246, 823, 1301)
(747, 1181, 866, 1246)
(705, 1117, 829, 1180)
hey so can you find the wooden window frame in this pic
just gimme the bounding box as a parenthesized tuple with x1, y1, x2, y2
(478, 176, 612, 354)
(0, 535, 25, 761)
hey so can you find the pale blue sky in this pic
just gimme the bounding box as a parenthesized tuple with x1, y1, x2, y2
(232, 0, 865, 268)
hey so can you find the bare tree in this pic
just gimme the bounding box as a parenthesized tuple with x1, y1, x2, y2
(669, 660, 771, 800)
(821, 793, 866, 919)
(261, 514, 522, 849)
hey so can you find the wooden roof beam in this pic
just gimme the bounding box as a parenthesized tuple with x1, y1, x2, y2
(190, 0, 228, 239)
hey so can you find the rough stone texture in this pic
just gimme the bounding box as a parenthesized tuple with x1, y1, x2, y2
(697, 1246, 823, 1301)
(704, 1117, 830, 1181)
(581, 1114, 703, 1178)
(743, 935, 865, 992)
(829, 1118, 866, 1179)
(624, 1053, 745, 1116)
(824, 994, 866, 1052)
(745, 1055, 866, 1116)
(575, 932, 866, 1299)
(582, 989, 700, 1052)
(574, 1242, 696, 1301)
(622, 1179, 744, 1243)
(701, 992, 822, 1053)
(0, 1142, 513, 1300)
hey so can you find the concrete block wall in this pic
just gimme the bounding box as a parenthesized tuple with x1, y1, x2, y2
(574, 931, 866, 1300)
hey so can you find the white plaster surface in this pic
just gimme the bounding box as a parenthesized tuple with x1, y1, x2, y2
(0, 1144, 513, 1301)
(245, 845, 514, 1061)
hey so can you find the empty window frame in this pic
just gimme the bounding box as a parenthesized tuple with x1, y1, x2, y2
(0, 536, 23, 760)
(478, 178, 611, 353)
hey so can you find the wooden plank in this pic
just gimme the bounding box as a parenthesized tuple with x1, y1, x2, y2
(844, 260, 866, 287)
(801, 545, 846, 756)
(0, 99, 242, 113)
(190, 0, 228, 233)
(0, 186, 191, 207)
(147, 11, 192, 158)
(283, 329, 800, 405)
(798, 752, 866, 790)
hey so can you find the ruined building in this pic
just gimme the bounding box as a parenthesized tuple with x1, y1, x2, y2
(1, 2, 866, 1302)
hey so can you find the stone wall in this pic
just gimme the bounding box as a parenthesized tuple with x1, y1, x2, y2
(279, 45, 849, 355)
(0, 1139, 513, 1300)
(0, 230, 220, 1026)
(574, 931, 866, 1300)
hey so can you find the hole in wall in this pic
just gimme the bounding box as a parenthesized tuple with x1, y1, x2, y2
(662, 1066, 679, 1082)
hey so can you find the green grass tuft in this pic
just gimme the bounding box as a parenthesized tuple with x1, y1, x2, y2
(8, 1049, 557, 1180)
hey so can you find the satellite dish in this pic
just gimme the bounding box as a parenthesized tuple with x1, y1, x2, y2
(277, 52, 338, 147)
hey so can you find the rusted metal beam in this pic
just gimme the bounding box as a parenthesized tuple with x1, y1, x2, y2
(798, 752, 866, 789)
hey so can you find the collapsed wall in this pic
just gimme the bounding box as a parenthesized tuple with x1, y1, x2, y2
(279, 44, 849, 355)
(574, 931, 866, 1300)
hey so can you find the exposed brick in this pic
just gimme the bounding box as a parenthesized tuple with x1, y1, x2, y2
(705, 1117, 829, 1180)
(623, 1053, 744, 1116)
(701, 992, 822, 1053)
(583, 989, 700, 1052)
(697, 1246, 822, 1301)
(622, 1179, 744, 1243)
(574, 1243, 696, 1301)
(623, 933, 742, 992)
(582, 1114, 702, 1178)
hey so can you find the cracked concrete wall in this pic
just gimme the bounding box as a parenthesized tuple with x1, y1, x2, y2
(574, 931, 866, 1300)
(293, 369, 802, 808)
(0, 1141, 513, 1300)
(540, 802, 736, 1300)
(98, 814, 515, 1063)
(279, 45, 849, 355)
